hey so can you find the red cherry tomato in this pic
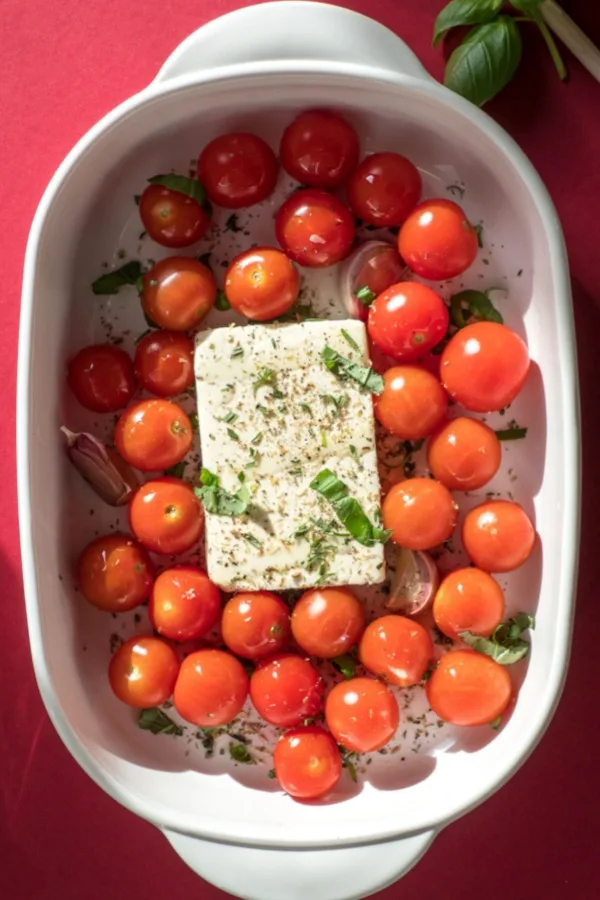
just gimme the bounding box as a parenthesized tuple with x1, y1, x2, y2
(224, 248, 300, 321)
(433, 567, 505, 640)
(368, 282, 449, 362)
(359, 615, 434, 687)
(129, 477, 204, 555)
(348, 152, 421, 227)
(67, 344, 136, 413)
(198, 133, 278, 209)
(398, 199, 478, 280)
(141, 257, 216, 332)
(109, 636, 179, 708)
(173, 649, 249, 727)
(426, 649, 512, 726)
(250, 653, 324, 727)
(149, 566, 221, 641)
(275, 189, 355, 268)
(440, 322, 530, 412)
(342, 242, 407, 323)
(221, 592, 291, 660)
(374, 366, 448, 440)
(115, 399, 192, 472)
(134, 331, 194, 397)
(139, 183, 211, 248)
(280, 110, 359, 189)
(274, 726, 342, 800)
(382, 478, 458, 551)
(427, 417, 502, 491)
(77, 533, 154, 612)
(291, 587, 365, 659)
(325, 677, 399, 753)
(462, 500, 535, 572)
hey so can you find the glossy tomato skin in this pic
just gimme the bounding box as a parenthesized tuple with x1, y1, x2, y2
(359, 615, 434, 687)
(398, 198, 478, 280)
(115, 399, 192, 472)
(291, 587, 366, 659)
(173, 649, 249, 727)
(149, 566, 221, 642)
(346, 243, 406, 323)
(274, 726, 342, 800)
(129, 477, 204, 555)
(275, 189, 355, 268)
(382, 478, 457, 551)
(250, 653, 324, 727)
(141, 257, 216, 331)
(462, 500, 535, 572)
(77, 533, 154, 612)
(374, 366, 448, 440)
(348, 152, 421, 227)
(221, 592, 291, 660)
(427, 417, 501, 491)
(224, 247, 300, 321)
(67, 345, 136, 413)
(325, 677, 399, 753)
(198, 132, 278, 209)
(134, 331, 194, 397)
(139, 184, 211, 248)
(109, 636, 179, 708)
(280, 110, 359, 189)
(368, 282, 449, 362)
(440, 322, 530, 412)
(426, 649, 512, 726)
(433, 567, 505, 640)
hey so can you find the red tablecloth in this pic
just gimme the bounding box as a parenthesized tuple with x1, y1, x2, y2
(2, 1, 599, 897)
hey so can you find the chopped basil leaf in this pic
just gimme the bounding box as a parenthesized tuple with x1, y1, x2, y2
(341, 328, 360, 351)
(231, 346, 244, 359)
(138, 707, 183, 736)
(92, 260, 142, 295)
(460, 611, 534, 665)
(251, 432, 263, 445)
(195, 468, 250, 516)
(474, 223, 484, 248)
(215, 289, 231, 311)
(310, 469, 392, 546)
(320, 429, 328, 448)
(218, 411, 238, 424)
(229, 742, 255, 764)
(189, 412, 199, 432)
(148, 173, 207, 207)
(253, 367, 276, 392)
(355, 285, 377, 307)
(495, 425, 528, 440)
(450, 289, 503, 327)
(227, 427, 240, 441)
(242, 533, 263, 549)
(339, 748, 359, 782)
(332, 653, 356, 679)
(321, 346, 384, 394)
(165, 461, 186, 479)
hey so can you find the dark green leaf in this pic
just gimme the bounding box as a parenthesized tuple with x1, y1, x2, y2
(511, 0, 567, 79)
(227, 427, 240, 441)
(195, 468, 250, 516)
(495, 425, 527, 440)
(267, 768, 276, 779)
(229, 742, 255, 764)
(218, 411, 238, 424)
(460, 612, 534, 665)
(450, 289, 503, 327)
(433, 0, 503, 46)
(444, 16, 522, 107)
(231, 346, 244, 359)
(493, 612, 535, 643)
(242, 533, 263, 549)
(341, 328, 360, 352)
(138, 707, 183, 736)
(355, 286, 377, 306)
(332, 654, 356, 679)
(148, 173, 207, 207)
(92, 260, 142, 295)
(165, 461, 186, 479)
(321, 346, 384, 395)
(474, 223, 484, 248)
(310, 469, 392, 547)
(215, 289, 231, 311)
(253, 367, 276, 392)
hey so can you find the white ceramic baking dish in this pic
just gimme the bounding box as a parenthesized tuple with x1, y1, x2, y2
(18, 4, 581, 899)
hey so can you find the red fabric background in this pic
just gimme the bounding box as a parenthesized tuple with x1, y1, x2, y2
(2, 1, 599, 897)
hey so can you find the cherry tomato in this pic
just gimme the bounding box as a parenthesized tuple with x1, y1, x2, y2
(139, 183, 210, 248)
(440, 322, 530, 412)
(280, 110, 359, 189)
(291, 587, 365, 659)
(221, 592, 291, 660)
(198, 133, 278, 209)
(368, 282, 449, 362)
(109, 636, 179, 708)
(374, 366, 448, 440)
(274, 726, 342, 800)
(462, 500, 535, 572)
(348, 152, 421, 227)
(427, 417, 501, 491)
(67, 345, 136, 413)
(426, 649, 512, 726)
(115, 399, 192, 472)
(129, 477, 204, 555)
(382, 478, 458, 551)
(250, 653, 324, 727)
(149, 566, 221, 642)
(76, 533, 154, 612)
(398, 199, 478, 280)
(433, 567, 505, 640)
(134, 331, 194, 398)
(325, 677, 399, 753)
(224, 248, 300, 321)
(359, 615, 434, 687)
(342, 242, 407, 323)
(275, 189, 355, 268)
(140, 257, 216, 332)
(173, 649, 249, 727)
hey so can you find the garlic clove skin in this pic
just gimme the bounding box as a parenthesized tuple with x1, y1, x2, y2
(61, 427, 139, 506)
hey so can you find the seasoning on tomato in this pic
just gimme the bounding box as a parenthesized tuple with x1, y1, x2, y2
(291, 587, 365, 659)
(221, 591, 291, 660)
(129, 477, 204, 555)
(374, 366, 448, 440)
(77, 533, 154, 612)
(115, 398, 192, 472)
(140, 257, 216, 331)
(250, 653, 324, 727)
(359, 615, 434, 687)
(139, 175, 211, 248)
(134, 331, 195, 397)
(325, 677, 399, 753)
(275, 189, 355, 268)
(174, 649, 249, 727)
(224, 247, 300, 321)
(274, 726, 342, 800)
(149, 566, 221, 642)
(368, 282, 449, 362)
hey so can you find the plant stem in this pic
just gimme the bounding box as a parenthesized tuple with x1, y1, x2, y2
(536, 15, 568, 80)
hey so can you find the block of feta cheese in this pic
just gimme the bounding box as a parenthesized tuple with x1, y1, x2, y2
(194, 319, 386, 591)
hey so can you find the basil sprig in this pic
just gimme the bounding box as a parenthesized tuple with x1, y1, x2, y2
(194, 469, 250, 516)
(310, 469, 391, 547)
(92, 260, 142, 295)
(460, 612, 535, 664)
(148, 173, 208, 208)
(321, 346, 384, 395)
(138, 707, 183, 736)
(449, 289, 503, 328)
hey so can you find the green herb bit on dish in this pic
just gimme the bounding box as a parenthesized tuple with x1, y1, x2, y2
(321, 346, 384, 394)
(138, 707, 184, 736)
(195, 468, 250, 516)
(92, 260, 142, 295)
(310, 469, 392, 547)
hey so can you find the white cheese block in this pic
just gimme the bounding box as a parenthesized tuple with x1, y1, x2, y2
(194, 319, 385, 591)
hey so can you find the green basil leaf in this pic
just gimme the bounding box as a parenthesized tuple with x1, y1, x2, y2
(148, 173, 207, 207)
(460, 612, 534, 665)
(444, 16, 522, 107)
(215, 289, 231, 311)
(321, 346, 384, 394)
(92, 260, 142, 295)
(510, 0, 567, 79)
(493, 612, 535, 643)
(138, 708, 183, 736)
(433, 0, 503, 47)
(509, 0, 543, 16)
(310, 469, 392, 547)
(195, 468, 250, 516)
(495, 425, 527, 441)
(355, 286, 377, 307)
(332, 654, 357, 680)
(341, 328, 360, 352)
(165, 461, 186, 479)
(449, 289, 503, 326)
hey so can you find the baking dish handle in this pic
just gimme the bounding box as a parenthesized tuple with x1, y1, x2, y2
(153, 1, 431, 84)
(162, 828, 436, 900)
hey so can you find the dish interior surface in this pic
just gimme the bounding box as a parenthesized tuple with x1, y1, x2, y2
(23, 72, 574, 847)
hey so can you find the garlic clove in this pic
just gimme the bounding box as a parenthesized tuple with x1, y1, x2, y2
(386, 546, 439, 616)
(61, 427, 139, 506)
